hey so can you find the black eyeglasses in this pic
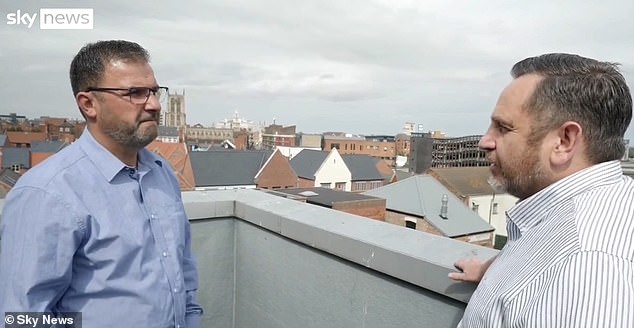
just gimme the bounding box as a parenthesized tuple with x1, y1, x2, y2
(85, 86, 169, 104)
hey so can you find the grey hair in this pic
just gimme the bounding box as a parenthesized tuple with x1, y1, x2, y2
(511, 53, 632, 163)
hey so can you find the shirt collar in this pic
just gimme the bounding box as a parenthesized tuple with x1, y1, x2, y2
(77, 128, 164, 182)
(506, 160, 624, 235)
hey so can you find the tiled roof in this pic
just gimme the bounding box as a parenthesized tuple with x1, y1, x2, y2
(289, 149, 329, 180)
(31, 140, 67, 153)
(6, 131, 47, 145)
(341, 154, 383, 181)
(146, 141, 195, 191)
(427, 167, 494, 196)
(364, 175, 493, 237)
(190, 150, 273, 187)
(2, 148, 30, 169)
(0, 168, 21, 187)
(276, 187, 383, 207)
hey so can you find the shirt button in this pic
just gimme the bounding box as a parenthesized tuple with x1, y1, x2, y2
(151, 214, 157, 219)
(173, 288, 179, 293)
(162, 251, 168, 257)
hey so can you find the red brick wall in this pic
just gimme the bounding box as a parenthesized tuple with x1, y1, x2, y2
(256, 151, 298, 189)
(332, 199, 386, 221)
(31, 152, 54, 167)
(233, 132, 248, 150)
(297, 178, 315, 188)
(385, 211, 442, 236)
(323, 139, 396, 165)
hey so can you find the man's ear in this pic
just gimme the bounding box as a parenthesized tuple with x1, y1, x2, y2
(550, 121, 583, 166)
(76, 92, 98, 120)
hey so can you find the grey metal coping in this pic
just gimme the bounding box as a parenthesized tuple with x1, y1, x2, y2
(0, 189, 497, 303)
(182, 189, 498, 303)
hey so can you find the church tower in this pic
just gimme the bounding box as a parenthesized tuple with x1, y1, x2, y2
(163, 89, 187, 130)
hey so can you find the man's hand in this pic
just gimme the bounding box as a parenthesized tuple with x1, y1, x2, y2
(448, 257, 495, 283)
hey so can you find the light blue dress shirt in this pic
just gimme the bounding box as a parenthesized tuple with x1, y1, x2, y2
(0, 129, 202, 328)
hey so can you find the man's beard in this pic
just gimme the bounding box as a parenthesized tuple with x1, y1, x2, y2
(103, 119, 158, 149)
(488, 157, 548, 200)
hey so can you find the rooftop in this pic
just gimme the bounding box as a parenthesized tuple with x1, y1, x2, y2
(428, 167, 495, 197)
(185, 189, 497, 326)
(272, 187, 383, 206)
(0, 189, 498, 327)
(190, 150, 273, 187)
(364, 175, 494, 237)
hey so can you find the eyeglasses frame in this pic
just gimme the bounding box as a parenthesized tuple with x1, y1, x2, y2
(85, 86, 169, 104)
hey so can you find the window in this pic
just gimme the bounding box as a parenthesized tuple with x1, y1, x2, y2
(492, 203, 499, 214)
(472, 202, 479, 212)
(335, 182, 345, 190)
(405, 219, 416, 229)
(354, 182, 366, 191)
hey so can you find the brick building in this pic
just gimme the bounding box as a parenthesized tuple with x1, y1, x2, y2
(322, 133, 397, 166)
(261, 124, 296, 150)
(269, 187, 386, 221)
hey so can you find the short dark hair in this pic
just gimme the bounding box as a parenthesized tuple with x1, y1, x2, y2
(511, 53, 632, 163)
(69, 40, 150, 96)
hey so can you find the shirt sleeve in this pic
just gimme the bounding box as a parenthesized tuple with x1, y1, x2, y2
(183, 216, 203, 327)
(527, 251, 634, 327)
(0, 186, 84, 314)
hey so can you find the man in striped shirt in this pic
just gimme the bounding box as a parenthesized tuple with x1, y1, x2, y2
(452, 53, 634, 327)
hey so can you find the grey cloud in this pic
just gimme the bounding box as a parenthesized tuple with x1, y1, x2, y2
(1, 0, 633, 139)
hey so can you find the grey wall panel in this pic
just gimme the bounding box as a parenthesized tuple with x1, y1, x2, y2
(234, 221, 466, 328)
(191, 218, 236, 328)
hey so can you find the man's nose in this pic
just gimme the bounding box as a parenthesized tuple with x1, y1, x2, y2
(479, 132, 494, 150)
(145, 93, 161, 111)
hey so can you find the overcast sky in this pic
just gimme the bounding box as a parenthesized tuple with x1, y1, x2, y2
(2, 0, 634, 141)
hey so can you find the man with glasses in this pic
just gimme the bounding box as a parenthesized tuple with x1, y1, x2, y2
(0, 40, 203, 328)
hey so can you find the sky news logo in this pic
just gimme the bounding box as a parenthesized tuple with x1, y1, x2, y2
(6, 8, 93, 29)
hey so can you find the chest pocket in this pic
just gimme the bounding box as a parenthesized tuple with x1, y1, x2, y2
(152, 201, 188, 260)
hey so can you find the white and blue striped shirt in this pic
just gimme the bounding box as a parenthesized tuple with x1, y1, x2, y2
(459, 160, 634, 328)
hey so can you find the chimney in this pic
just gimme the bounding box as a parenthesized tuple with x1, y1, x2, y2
(440, 194, 448, 219)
